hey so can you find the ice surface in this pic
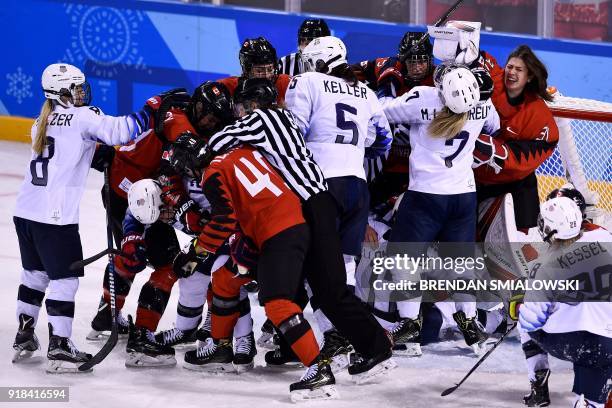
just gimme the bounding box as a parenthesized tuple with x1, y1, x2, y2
(0, 140, 575, 408)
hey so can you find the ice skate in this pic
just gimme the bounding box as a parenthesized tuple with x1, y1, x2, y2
(233, 332, 257, 373)
(125, 316, 176, 368)
(289, 359, 339, 403)
(257, 319, 278, 350)
(523, 369, 551, 407)
(86, 299, 129, 341)
(46, 324, 93, 374)
(390, 318, 422, 357)
(12, 314, 40, 363)
(348, 349, 397, 384)
(453, 311, 489, 354)
(183, 338, 234, 373)
(319, 329, 353, 372)
(154, 326, 198, 349)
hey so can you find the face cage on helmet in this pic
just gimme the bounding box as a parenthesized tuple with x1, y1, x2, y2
(404, 56, 433, 81)
(70, 81, 91, 107)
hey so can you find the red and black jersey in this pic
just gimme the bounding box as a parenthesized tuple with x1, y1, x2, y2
(351, 57, 390, 88)
(351, 56, 434, 97)
(196, 145, 305, 253)
(110, 108, 197, 199)
(475, 51, 559, 185)
(217, 74, 291, 103)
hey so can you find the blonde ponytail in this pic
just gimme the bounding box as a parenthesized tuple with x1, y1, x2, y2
(428, 107, 468, 139)
(33, 100, 53, 155)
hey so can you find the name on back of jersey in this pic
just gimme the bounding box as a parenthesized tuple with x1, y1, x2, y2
(323, 79, 368, 99)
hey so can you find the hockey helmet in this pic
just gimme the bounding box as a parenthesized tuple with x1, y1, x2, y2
(239, 37, 278, 80)
(301, 36, 347, 74)
(189, 81, 234, 134)
(537, 196, 582, 242)
(41, 63, 91, 107)
(128, 179, 163, 225)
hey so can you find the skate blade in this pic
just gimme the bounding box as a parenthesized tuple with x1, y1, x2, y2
(12, 349, 43, 364)
(256, 335, 277, 350)
(470, 341, 492, 356)
(290, 385, 339, 403)
(183, 361, 235, 373)
(265, 362, 304, 371)
(352, 358, 397, 385)
(170, 341, 197, 351)
(392, 343, 422, 357)
(233, 360, 255, 374)
(125, 352, 177, 368)
(86, 329, 128, 342)
(47, 360, 93, 374)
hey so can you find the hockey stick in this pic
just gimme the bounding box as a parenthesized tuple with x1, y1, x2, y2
(409, 0, 465, 53)
(69, 248, 122, 271)
(79, 164, 118, 371)
(441, 322, 518, 396)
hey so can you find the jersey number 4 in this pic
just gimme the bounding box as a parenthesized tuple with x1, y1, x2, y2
(30, 136, 55, 186)
(235, 151, 282, 198)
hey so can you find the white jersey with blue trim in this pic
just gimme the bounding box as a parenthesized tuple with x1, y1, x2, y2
(285, 71, 392, 181)
(14, 104, 148, 225)
(535, 226, 612, 338)
(383, 86, 500, 195)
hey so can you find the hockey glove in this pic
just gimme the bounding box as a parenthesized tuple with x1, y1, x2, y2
(508, 292, 525, 321)
(228, 232, 259, 276)
(175, 199, 208, 235)
(518, 302, 553, 332)
(376, 66, 403, 98)
(91, 144, 115, 172)
(473, 133, 508, 174)
(173, 239, 209, 278)
(471, 67, 494, 102)
(118, 233, 147, 274)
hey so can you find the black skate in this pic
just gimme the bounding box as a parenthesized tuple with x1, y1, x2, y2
(257, 319, 278, 350)
(196, 311, 212, 343)
(125, 316, 176, 368)
(523, 369, 551, 407)
(453, 311, 489, 354)
(348, 349, 397, 384)
(244, 280, 259, 293)
(154, 326, 198, 349)
(12, 314, 40, 363)
(86, 299, 129, 341)
(390, 318, 422, 357)
(184, 338, 234, 373)
(233, 332, 257, 373)
(319, 329, 353, 372)
(265, 346, 303, 370)
(290, 358, 338, 402)
(46, 323, 93, 374)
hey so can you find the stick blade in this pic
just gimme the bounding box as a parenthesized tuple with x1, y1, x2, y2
(441, 385, 459, 397)
(78, 328, 118, 371)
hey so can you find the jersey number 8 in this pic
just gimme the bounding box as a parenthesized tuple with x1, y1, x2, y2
(30, 136, 55, 186)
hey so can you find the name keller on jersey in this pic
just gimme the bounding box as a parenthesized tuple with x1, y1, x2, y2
(323, 80, 368, 99)
(372, 278, 580, 292)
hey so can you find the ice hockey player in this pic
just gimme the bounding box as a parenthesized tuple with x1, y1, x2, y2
(518, 196, 611, 408)
(12, 63, 154, 373)
(286, 35, 392, 371)
(279, 18, 331, 76)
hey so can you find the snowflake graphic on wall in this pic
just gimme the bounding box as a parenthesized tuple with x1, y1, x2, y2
(6, 67, 33, 104)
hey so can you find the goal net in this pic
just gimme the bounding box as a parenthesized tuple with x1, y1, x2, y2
(536, 93, 612, 229)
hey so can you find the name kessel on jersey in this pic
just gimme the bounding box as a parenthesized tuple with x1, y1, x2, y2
(556, 242, 608, 268)
(323, 80, 368, 99)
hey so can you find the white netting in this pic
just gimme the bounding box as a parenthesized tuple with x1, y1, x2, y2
(536, 94, 612, 228)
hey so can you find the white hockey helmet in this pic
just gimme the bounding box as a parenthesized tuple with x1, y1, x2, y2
(128, 179, 163, 225)
(41, 63, 91, 107)
(537, 196, 582, 242)
(436, 65, 479, 114)
(301, 35, 347, 74)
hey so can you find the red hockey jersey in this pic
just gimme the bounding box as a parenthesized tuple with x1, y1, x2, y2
(197, 145, 305, 252)
(217, 74, 291, 103)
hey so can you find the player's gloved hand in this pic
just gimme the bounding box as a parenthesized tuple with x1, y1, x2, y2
(377, 66, 403, 98)
(508, 292, 525, 321)
(518, 302, 553, 332)
(175, 199, 207, 235)
(173, 239, 209, 278)
(118, 233, 147, 273)
(471, 67, 494, 101)
(473, 133, 508, 174)
(91, 144, 115, 172)
(229, 232, 258, 276)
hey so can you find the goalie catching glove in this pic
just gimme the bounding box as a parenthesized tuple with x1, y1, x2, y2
(473, 133, 508, 174)
(173, 239, 209, 278)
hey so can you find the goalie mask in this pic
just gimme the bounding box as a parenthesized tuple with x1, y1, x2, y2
(41, 63, 91, 107)
(435, 65, 479, 114)
(537, 197, 582, 242)
(128, 179, 163, 225)
(301, 36, 348, 74)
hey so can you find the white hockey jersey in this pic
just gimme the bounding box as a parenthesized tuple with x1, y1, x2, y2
(285, 71, 392, 181)
(530, 226, 612, 338)
(14, 104, 147, 225)
(383, 86, 500, 195)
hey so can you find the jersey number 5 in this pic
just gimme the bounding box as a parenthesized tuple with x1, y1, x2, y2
(235, 151, 282, 198)
(30, 136, 55, 186)
(335, 103, 359, 146)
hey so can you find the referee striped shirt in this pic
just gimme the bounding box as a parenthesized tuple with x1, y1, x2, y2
(207, 107, 328, 201)
(279, 52, 303, 76)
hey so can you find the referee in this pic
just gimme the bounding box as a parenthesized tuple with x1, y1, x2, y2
(278, 18, 330, 77)
(207, 78, 394, 375)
